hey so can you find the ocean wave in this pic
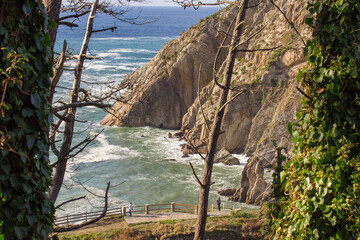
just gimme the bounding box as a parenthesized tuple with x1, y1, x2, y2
(232, 154, 249, 164)
(92, 36, 173, 41)
(115, 65, 138, 71)
(109, 48, 158, 54)
(69, 133, 140, 167)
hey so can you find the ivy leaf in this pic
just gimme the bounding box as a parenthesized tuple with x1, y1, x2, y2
(26, 215, 36, 225)
(31, 93, 41, 109)
(22, 108, 34, 117)
(48, 20, 57, 29)
(35, 35, 44, 52)
(26, 135, 35, 150)
(287, 122, 293, 135)
(323, 24, 334, 33)
(22, 5, 32, 15)
(14, 226, 25, 239)
(329, 216, 337, 226)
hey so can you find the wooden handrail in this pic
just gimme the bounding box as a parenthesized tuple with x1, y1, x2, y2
(55, 202, 200, 226)
(149, 203, 170, 207)
(175, 203, 196, 208)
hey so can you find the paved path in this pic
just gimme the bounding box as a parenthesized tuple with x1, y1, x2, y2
(124, 209, 232, 224)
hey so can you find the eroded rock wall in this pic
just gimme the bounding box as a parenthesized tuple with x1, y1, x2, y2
(180, 0, 311, 204)
(101, 7, 238, 129)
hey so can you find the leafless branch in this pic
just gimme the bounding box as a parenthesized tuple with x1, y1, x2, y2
(213, 12, 238, 90)
(237, 46, 282, 52)
(189, 162, 204, 188)
(110, 180, 126, 188)
(58, 21, 79, 28)
(68, 55, 103, 60)
(219, 89, 246, 112)
(68, 129, 103, 159)
(50, 40, 67, 104)
(58, 11, 90, 21)
(296, 86, 312, 100)
(53, 181, 111, 232)
(269, 0, 306, 46)
(75, 179, 105, 199)
(197, 64, 211, 133)
(55, 196, 86, 210)
(173, 0, 236, 9)
(51, 129, 103, 167)
(93, 26, 117, 33)
(184, 135, 206, 160)
(53, 102, 112, 112)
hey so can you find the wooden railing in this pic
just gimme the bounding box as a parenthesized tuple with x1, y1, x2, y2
(55, 202, 198, 226)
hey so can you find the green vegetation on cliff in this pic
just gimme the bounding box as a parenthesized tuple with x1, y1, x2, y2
(0, 1, 53, 238)
(272, 1, 360, 239)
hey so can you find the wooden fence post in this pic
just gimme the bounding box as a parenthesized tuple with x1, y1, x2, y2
(171, 202, 175, 212)
(122, 206, 126, 216)
(145, 204, 149, 215)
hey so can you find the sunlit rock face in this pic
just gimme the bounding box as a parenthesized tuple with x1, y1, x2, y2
(102, 0, 312, 205)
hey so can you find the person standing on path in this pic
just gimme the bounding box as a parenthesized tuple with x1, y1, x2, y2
(216, 196, 221, 211)
(129, 202, 133, 216)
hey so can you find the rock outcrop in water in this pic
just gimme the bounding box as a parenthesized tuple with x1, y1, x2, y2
(102, 0, 312, 205)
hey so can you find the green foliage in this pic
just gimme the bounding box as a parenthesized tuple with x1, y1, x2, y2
(0, 0, 53, 239)
(230, 210, 257, 219)
(250, 73, 262, 86)
(272, 1, 360, 239)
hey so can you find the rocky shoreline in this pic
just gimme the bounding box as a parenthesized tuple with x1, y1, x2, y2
(102, 0, 312, 205)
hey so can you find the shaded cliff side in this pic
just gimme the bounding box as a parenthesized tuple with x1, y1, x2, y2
(102, 0, 312, 205)
(101, 7, 237, 128)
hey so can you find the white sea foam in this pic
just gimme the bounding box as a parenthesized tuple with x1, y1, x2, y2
(92, 36, 173, 41)
(232, 154, 249, 164)
(109, 48, 158, 54)
(70, 132, 139, 166)
(115, 65, 138, 71)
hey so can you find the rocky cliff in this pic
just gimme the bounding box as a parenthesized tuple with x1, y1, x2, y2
(101, 7, 238, 128)
(102, 0, 312, 205)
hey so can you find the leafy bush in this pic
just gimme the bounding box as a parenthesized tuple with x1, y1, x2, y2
(272, 1, 360, 239)
(0, 1, 53, 238)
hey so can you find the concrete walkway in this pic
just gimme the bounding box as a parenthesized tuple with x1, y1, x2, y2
(124, 209, 232, 224)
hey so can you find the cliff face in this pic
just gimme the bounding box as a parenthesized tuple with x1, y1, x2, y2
(180, 0, 311, 204)
(102, 0, 312, 205)
(101, 8, 237, 128)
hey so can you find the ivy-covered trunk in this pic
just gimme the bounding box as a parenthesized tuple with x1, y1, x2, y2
(273, 1, 360, 239)
(0, 0, 53, 239)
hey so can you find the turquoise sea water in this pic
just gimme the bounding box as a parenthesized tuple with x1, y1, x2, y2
(54, 6, 258, 217)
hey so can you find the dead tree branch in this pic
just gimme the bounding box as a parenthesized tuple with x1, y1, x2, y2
(189, 162, 204, 188)
(219, 89, 247, 112)
(269, 0, 306, 46)
(184, 135, 206, 160)
(53, 181, 111, 232)
(53, 102, 112, 112)
(55, 196, 86, 210)
(93, 26, 117, 33)
(197, 64, 211, 133)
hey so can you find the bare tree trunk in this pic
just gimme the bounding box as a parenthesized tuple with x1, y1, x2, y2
(43, 0, 62, 49)
(193, 1, 248, 239)
(49, 0, 100, 204)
